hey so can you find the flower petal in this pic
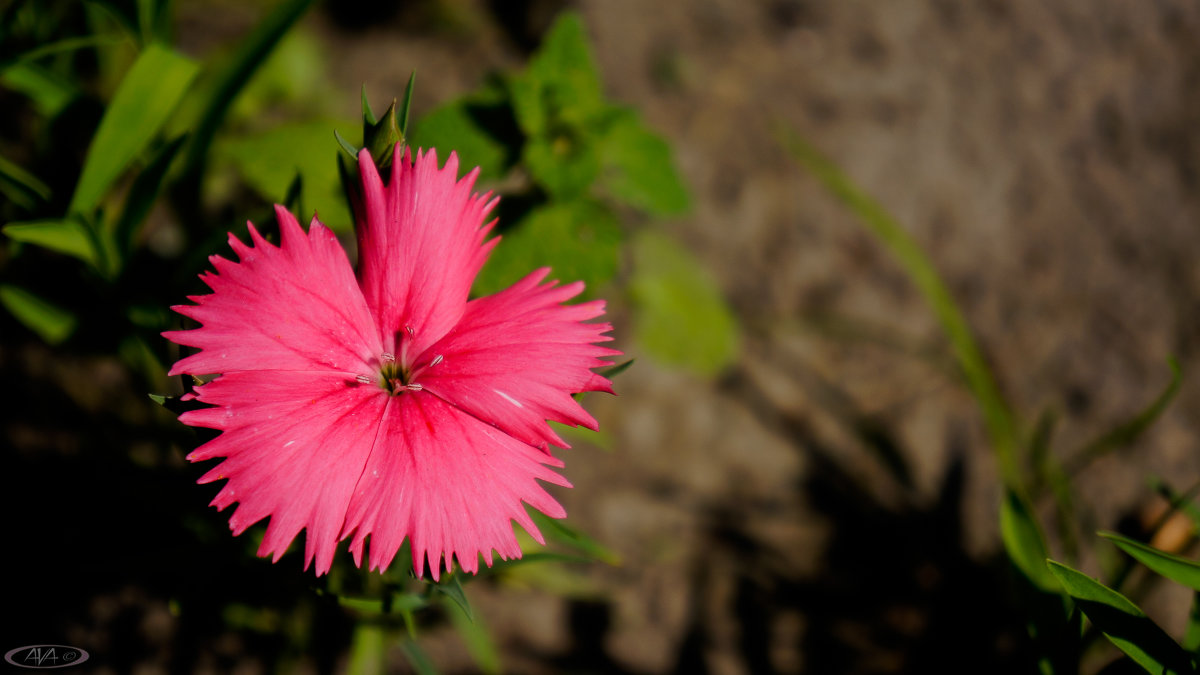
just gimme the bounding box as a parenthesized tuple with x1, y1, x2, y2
(354, 147, 497, 361)
(417, 268, 619, 450)
(341, 392, 571, 580)
(165, 206, 381, 377)
(183, 370, 388, 574)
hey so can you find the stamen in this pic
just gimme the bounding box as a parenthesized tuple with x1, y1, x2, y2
(405, 383, 423, 392)
(405, 325, 415, 337)
(355, 374, 371, 384)
(381, 352, 395, 362)
(430, 354, 443, 367)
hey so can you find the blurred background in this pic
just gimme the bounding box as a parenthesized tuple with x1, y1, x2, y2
(5, 0, 1200, 672)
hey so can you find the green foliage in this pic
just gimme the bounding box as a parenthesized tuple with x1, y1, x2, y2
(784, 127, 1195, 674)
(475, 200, 621, 295)
(1000, 489, 1058, 592)
(3, 219, 100, 267)
(1048, 561, 1197, 674)
(411, 11, 728, 376)
(630, 231, 740, 376)
(218, 119, 357, 229)
(1102, 532, 1200, 593)
(0, 283, 76, 344)
(69, 43, 198, 215)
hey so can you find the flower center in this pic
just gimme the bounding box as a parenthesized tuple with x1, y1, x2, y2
(380, 357, 420, 394)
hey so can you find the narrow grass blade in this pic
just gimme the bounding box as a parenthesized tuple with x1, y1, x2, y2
(1064, 359, 1181, 475)
(1101, 532, 1200, 592)
(780, 127, 1021, 488)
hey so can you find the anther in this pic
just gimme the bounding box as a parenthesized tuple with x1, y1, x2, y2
(381, 352, 395, 362)
(430, 354, 443, 367)
(405, 383, 423, 392)
(355, 374, 372, 384)
(405, 325, 415, 337)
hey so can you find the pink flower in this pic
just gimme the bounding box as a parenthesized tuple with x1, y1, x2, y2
(164, 147, 617, 579)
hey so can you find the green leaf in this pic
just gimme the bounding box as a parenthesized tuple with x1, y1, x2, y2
(345, 622, 385, 675)
(597, 109, 690, 215)
(1047, 560, 1196, 674)
(398, 71, 416, 138)
(1000, 489, 1058, 592)
(217, 119, 357, 229)
(113, 134, 186, 256)
(1185, 592, 1200, 653)
(1102, 532, 1200, 592)
(473, 200, 621, 297)
(432, 574, 472, 622)
(629, 230, 739, 376)
(599, 358, 634, 380)
(70, 43, 199, 214)
(4, 219, 99, 266)
(177, 0, 315, 185)
(509, 12, 604, 136)
(528, 509, 621, 565)
(0, 284, 76, 344)
(1065, 359, 1182, 474)
(780, 127, 1021, 489)
(523, 130, 600, 199)
(0, 62, 77, 117)
(0, 153, 52, 210)
(444, 595, 501, 674)
(400, 639, 439, 675)
(411, 96, 513, 184)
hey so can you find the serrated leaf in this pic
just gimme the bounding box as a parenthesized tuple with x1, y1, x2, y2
(1001, 489, 1058, 592)
(509, 12, 604, 136)
(4, 219, 99, 266)
(218, 120, 357, 229)
(1102, 532, 1200, 592)
(444, 594, 501, 674)
(1047, 560, 1196, 674)
(473, 200, 621, 297)
(629, 230, 739, 376)
(523, 131, 600, 199)
(70, 43, 198, 214)
(411, 97, 513, 184)
(0, 284, 76, 344)
(598, 109, 690, 215)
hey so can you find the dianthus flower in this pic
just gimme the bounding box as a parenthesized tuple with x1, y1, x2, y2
(165, 146, 617, 579)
